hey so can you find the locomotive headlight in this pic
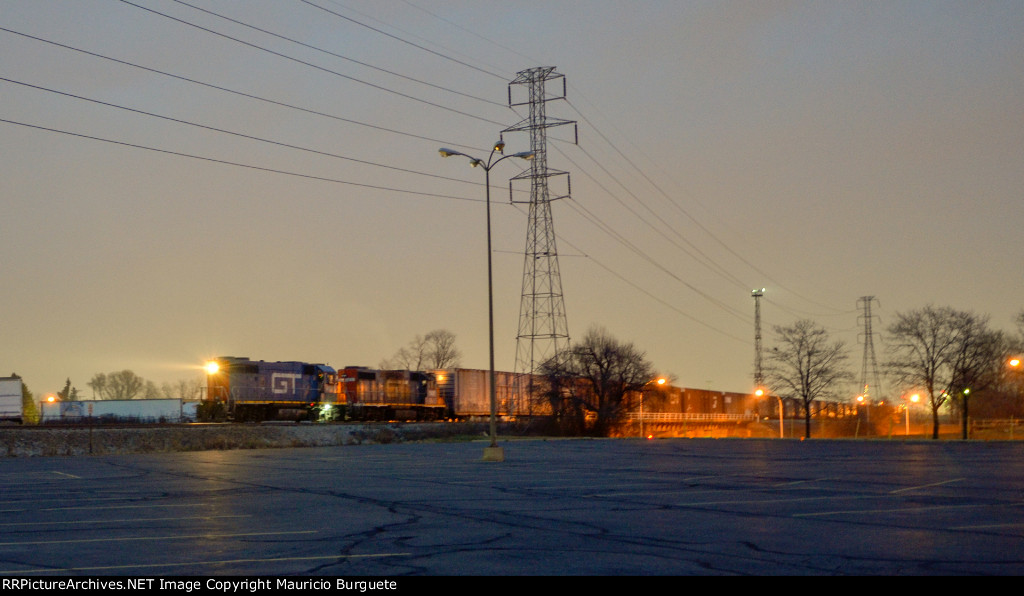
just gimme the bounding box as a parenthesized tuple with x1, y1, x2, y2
(204, 361, 219, 375)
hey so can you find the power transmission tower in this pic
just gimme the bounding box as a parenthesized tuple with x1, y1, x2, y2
(502, 67, 577, 408)
(752, 288, 765, 389)
(857, 296, 883, 403)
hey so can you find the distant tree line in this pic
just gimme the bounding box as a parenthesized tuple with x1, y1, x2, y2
(83, 371, 203, 402)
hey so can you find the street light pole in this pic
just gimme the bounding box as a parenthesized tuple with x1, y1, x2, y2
(638, 377, 666, 439)
(439, 141, 534, 462)
(755, 387, 784, 439)
(777, 395, 784, 438)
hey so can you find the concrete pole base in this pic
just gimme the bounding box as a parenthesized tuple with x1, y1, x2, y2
(482, 446, 505, 462)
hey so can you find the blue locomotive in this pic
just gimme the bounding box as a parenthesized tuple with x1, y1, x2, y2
(202, 357, 339, 422)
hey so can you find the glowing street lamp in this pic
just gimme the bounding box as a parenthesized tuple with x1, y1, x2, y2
(439, 140, 535, 462)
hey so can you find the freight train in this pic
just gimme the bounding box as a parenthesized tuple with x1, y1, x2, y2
(337, 367, 445, 421)
(200, 357, 546, 422)
(200, 357, 761, 423)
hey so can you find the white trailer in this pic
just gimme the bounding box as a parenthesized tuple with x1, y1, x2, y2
(0, 377, 24, 424)
(39, 398, 195, 423)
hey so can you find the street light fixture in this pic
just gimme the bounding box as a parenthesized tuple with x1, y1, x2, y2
(439, 140, 534, 462)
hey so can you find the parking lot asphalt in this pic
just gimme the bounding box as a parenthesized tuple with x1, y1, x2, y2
(1, 437, 1023, 576)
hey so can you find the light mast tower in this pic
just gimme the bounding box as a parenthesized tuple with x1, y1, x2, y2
(752, 288, 766, 390)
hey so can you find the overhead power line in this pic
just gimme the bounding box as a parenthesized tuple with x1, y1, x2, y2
(0, 76, 479, 187)
(116, 0, 507, 126)
(0, 27, 486, 153)
(0, 117, 480, 203)
(501, 199, 751, 345)
(564, 98, 851, 317)
(168, 0, 506, 108)
(552, 141, 753, 294)
(299, 0, 509, 81)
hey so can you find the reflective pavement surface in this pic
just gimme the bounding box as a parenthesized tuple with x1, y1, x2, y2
(1, 438, 1023, 575)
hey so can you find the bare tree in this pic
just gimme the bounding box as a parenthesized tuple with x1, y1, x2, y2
(946, 315, 1010, 439)
(425, 329, 461, 369)
(161, 378, 204, 401)
(143, 380, 161, 400)
(885, 305, 995, 439)
(381, 330, 462, 370)
(539, 325, 655, 436)
(88, 370, 147, 400)
(87, 373, 107, 400)
(766, 319, 853, 439)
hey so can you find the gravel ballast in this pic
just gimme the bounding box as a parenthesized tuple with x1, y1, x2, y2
(0, 422, 494, 457)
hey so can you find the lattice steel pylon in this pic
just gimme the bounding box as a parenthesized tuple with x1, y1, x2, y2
(857, 296, 883, 403)
(502, 67, 577, 407)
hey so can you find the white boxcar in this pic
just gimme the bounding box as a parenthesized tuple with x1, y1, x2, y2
(435, 369, 551, 418)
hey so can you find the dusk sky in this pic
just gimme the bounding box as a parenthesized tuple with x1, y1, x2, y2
(2, 0, 1022, 399)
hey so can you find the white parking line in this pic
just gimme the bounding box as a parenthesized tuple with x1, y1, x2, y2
(794, 502, 992, 518)
(950, 522, 1024, 530)
(49, 471, 81, 479)
(889, 478, 964, 494)
(0, 530, 316, 547)
(0, 514, 251, 527)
